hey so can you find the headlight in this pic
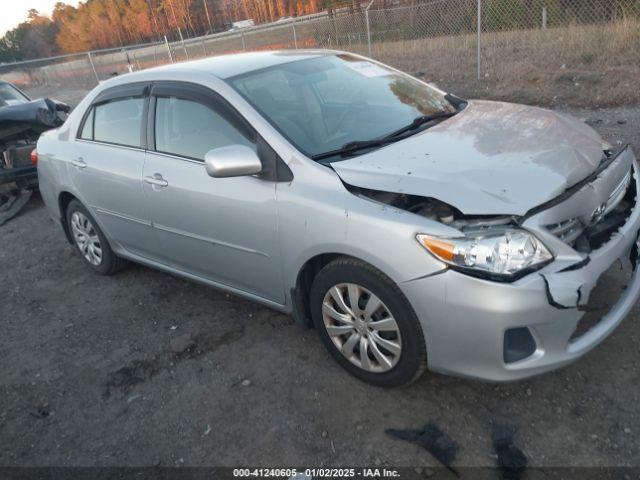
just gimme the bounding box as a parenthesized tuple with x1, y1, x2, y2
(416, 229, 553, 280)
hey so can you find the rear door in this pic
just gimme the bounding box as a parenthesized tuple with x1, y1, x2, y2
(141, 82, 284, 303)
(71, 83, 155, 256)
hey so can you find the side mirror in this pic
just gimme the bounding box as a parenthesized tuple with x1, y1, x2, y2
(204, 145, 262, 178)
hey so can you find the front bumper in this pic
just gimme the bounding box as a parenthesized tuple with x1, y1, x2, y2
(402, 147, 640, 381)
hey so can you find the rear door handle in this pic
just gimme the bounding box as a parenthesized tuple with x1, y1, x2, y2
(71, 158, 87, 169)
(144, 174, 168, 188)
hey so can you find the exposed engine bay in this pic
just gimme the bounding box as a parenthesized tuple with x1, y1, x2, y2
(347, 185, 513, 231)
(347, 147, 635, 257)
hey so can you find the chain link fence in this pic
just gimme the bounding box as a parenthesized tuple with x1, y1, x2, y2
(1, 0, 638, 107)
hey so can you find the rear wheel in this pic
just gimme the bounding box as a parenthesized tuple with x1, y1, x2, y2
(310, 257, 427, 387)
(66, 199, 127, 275)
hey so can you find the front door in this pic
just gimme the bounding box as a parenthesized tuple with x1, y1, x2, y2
(142, 83, 284, 303)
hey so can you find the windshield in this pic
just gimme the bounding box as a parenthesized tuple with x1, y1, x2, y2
(0, 83, 30, 107)
(229, 54, 456, 159)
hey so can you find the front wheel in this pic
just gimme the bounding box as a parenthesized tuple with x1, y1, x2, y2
(310, 258, 427, 387)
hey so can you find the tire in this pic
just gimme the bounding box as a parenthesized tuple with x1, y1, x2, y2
(66, 199, 128, 275)
(310, 257, 427, 387)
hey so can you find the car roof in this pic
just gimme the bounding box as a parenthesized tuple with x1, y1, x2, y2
(138, 49, 337, 80)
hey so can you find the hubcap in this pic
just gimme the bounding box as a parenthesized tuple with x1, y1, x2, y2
(322, 283, 401, 373)
(70, 211, 102, 266)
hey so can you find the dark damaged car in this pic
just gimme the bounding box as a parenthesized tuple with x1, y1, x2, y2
(0, 80, 68, 224)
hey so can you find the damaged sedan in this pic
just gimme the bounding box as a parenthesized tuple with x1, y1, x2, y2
(36, 51, 640, 386)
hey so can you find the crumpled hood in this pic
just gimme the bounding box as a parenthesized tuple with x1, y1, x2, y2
(332, 100, 605, 216)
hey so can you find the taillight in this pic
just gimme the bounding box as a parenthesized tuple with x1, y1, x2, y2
(30, 149, 38, 165)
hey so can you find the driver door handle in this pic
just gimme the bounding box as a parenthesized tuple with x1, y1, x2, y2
(144, 174, 168, 188)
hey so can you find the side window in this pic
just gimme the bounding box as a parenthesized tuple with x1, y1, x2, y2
(79, 107, 94, 140)
(93, 97, 144, 147)
(154, 96, 255, 160)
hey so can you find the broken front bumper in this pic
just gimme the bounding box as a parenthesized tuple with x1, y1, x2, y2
(401, 146, 640, 382)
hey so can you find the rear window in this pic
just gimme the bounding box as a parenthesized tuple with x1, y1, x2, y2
(93, 97, 144, 147)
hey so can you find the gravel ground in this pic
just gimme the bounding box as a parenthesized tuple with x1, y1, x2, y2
(1, 86, 639, 468)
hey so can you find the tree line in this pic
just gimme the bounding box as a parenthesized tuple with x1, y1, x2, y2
(0, 0, 364, 62)
(1, 0, 635, 63)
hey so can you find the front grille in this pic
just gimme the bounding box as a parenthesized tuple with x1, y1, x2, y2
(545, 168, 634, 250)
(546, 217, 584, 245)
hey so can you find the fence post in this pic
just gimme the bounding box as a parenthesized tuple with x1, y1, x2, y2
(542, 6, 547, 29)
(365, 0, 375, 58)
(241, 32, 246, 50)
(178, 28, 189, 60)
(476, 0, 481, 80)
(164, 35, 174, 63)
(292, 19, 298, 49)
(86, 51, 100, 84)
(123, 49, 133, 73)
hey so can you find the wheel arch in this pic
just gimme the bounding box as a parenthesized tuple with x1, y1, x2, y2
(291, 252, 390, 329)
(58, 190, 78, 244)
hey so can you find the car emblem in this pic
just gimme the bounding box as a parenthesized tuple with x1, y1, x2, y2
(589, 202, 607, 226)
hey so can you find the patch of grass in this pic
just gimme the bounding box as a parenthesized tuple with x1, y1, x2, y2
(371, 19, 640, 107)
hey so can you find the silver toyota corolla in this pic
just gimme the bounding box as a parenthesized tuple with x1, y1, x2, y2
(37, 50, 640, 386)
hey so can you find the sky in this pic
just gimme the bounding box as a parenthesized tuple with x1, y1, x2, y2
(1, 0, 81, 36)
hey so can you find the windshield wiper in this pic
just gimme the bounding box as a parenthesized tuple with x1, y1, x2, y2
(384, 111, 457, 139)
(311, 137, 398, 161)
(311, 111, 458, 161)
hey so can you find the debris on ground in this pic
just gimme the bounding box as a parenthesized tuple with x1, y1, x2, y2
(105, 359, 159, 395)
(169, 333, 195, 355)
(491, 418, 528, 478)
(386, 422, 459, 471)
(241, 379, 251, 387)
(29, 406, 50, 419)
(0, 190, 32, 226)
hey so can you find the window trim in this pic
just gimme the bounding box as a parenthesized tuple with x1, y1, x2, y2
(147, 81, 256, 163)
(76, 82, 150, 150)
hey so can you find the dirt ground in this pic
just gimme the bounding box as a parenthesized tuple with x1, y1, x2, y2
(1, 84, 639, 469)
